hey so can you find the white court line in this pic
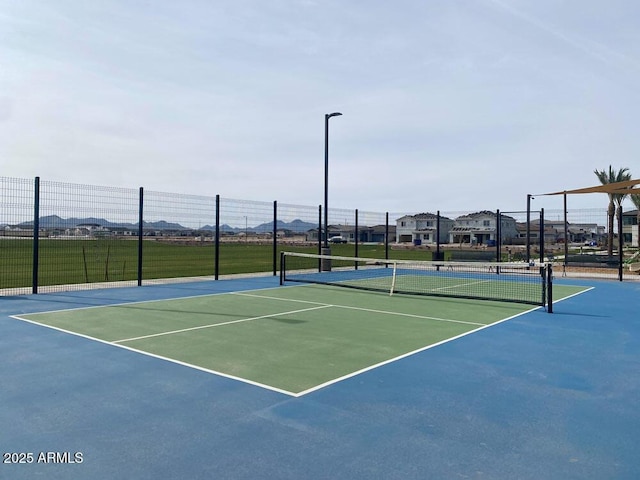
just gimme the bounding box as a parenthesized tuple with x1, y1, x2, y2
(553, 286, 595, 303)
(10, 313, 299, 397)
(293, 285, 596, 396)
(113, 304, 333, 343)
(13, 284, 588, 398)
(231, 291, 485, 327)
(231, 291, 330, 306)
(430, 279, 492, 292)
(295, 306, 540, 396)
(17, 285, 288, 317)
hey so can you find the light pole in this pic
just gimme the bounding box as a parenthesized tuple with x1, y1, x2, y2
(324, 112, 342, 249)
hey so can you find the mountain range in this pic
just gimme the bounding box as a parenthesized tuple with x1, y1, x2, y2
(15, 215, 317, 234)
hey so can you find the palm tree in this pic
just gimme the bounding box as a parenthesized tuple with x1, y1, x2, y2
(594, 166, 631, 256)
(631, 193, 640, 249)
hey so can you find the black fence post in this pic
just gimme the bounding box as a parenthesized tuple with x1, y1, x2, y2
(618, 205, 623, 281)
(273, 200, 277, 276)
(354, 209, 359, 268)
(526, 194, 532, 264)
(496, 209, 501, 262)
(32, 176, 40, 294)
(547, 264, 553, 313)
(137, 187, 144, 286)
(385, 212, 389, 260)
(318, 205, 322, 272)
(436, 210, 441, 261)
(215, 195, 220, 280)
(564, 192, 569, 271)
(539, 208, 545, 263)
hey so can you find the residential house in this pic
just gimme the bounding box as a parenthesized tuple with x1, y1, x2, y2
(449, 211, 518, 245)
(567, 222, 605, 244)
(359, 224, 394, 243)
(623, 209, 639, 246)
(528, 219, 605, 245)
(395, 213, 454, 245)
(307, 225, 395, 244)
(66, 223, 111, 237)
(514, 222, 541, 245)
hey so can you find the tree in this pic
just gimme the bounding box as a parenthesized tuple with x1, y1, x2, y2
(593, 166, 631, 256)
(631, 193, 640, 249)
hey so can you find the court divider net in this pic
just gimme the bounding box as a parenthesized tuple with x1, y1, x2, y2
(280, 251, 551, 308)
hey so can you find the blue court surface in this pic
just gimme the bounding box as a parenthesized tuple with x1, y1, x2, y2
(1, 276, 639, 479)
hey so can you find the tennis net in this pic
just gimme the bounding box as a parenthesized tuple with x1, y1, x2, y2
(280, 252, 551, 308)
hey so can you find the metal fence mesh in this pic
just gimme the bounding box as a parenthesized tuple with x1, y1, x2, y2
(1, 176, 638, 294)
(143, 191, 216, 281)
(0, 177, 34, 294)
(38, 181, 140, 291)
(218, 198, 275, 276)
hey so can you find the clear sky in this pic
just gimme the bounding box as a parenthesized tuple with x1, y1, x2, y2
(1, 0, 639, 215)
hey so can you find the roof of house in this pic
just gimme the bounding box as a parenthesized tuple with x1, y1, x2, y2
(450, 226, 495, 233)
(396, 212, 454, 221)
(455, 211, 516, 221)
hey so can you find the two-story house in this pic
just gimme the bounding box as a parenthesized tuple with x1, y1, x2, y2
(623, 209, 639, 247)
(395, 213, 454, 245)
(449, 211, 518, 245)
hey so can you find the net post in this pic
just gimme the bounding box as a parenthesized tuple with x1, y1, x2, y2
(390, 261, 397, 296)
(279, 251, 285, 285)
(385, 212, 389, 261)
(546, 263, 553, 313)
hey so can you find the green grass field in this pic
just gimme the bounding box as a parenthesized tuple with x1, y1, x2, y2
(0, 239, 439, 289)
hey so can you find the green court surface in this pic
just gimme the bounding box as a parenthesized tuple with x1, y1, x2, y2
(15, 283, 588, 396)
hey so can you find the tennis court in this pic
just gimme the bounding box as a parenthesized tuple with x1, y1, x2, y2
(12, 259, 586, 397)
(3, 262, 640, 479)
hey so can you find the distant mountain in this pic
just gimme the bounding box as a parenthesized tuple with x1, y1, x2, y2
(200, 219, 316, 233)
(254, 219, 316, 233)
(14, 215, 316, 233)
(17, 215, 186, 231)
(143, 220, 186, 230)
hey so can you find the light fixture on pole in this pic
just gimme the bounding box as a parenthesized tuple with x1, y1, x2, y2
(324, 112, 342, 249)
